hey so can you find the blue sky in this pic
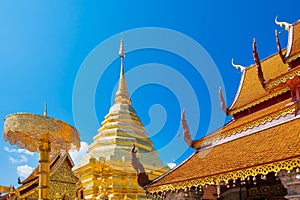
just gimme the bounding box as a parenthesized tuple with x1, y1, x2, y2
(0, 1, 299, 187)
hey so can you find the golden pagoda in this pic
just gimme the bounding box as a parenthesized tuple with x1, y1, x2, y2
(73, 39, 168, 200)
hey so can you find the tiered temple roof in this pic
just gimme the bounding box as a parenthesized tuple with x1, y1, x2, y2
(145, 19, 300, 199)
(228, 51, 289, 116)
(6, 154, 78, 200)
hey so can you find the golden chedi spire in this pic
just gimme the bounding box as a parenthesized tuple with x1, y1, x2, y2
(43, 102, 48, 117)
(74, 38, 167, 200)
(115, 38, 131, 105)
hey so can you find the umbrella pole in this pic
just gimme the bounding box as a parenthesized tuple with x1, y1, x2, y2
(38, 133, 51, 200)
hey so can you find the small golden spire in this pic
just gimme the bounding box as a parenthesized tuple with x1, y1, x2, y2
(119, 34, 125, 58)
(231, 58, 246, 72)
(115, 37, 131, 105)
(43, 102, 48, 117)
(275, 16, 291, 31)
(119, 35, 125, 77)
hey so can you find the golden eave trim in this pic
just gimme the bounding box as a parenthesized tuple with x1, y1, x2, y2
(265, 67, 300, 90)
(228, 87, 290, 115)
(286, 52, 300, 63)
(146, 156, 300, 194)
(194, 101, 297, 149)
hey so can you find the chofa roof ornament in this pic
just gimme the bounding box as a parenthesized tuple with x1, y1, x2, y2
(275, 16, 291, 31)
(231, 58, 246, 72)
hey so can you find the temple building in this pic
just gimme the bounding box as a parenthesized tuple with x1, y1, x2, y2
(73, 40, 168, 199)
(143, 19, 300, 199)
(1, 154, 78, 200)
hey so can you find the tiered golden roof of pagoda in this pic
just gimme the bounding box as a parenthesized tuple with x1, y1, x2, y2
(75, 39, 165, 168)
(74, 39, 168, 200)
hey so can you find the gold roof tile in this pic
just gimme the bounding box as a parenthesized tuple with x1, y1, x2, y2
(287, 21, 300, 60)
(147, 117, 300, 189)
(228, 51, 288, 114)
(194, 98, 296, 148)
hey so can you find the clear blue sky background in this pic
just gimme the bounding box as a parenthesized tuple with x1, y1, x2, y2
(0, 0, 299, 187)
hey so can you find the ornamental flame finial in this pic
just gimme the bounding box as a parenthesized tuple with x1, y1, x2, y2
(231, 58, 246, 72)
(275, 16, 291, 31)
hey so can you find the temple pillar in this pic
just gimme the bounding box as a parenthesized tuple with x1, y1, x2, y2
(38, 133, 51, 200)
(278, 169, 300, 199)
(161, 188, 203, 200)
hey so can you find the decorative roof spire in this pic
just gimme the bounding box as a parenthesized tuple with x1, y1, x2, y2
(115, 37, 131, 105)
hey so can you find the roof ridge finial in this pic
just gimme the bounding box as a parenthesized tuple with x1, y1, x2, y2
(231, 58, 246, 72)
(275, 16, 291, 31)
(44, 102, 48, 117)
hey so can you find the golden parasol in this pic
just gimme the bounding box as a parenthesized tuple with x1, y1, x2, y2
(3, 107, 80, 200)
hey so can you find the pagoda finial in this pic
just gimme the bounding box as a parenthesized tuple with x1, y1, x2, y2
(119, 34, 125, 77)
(275, 29, 285, 62)
(252, 38, 265, 88)
(44, 102, 48, 117)
(275, 16, 291, 31)
(231, 58, 246, 72)
(115, 37, 131, 105)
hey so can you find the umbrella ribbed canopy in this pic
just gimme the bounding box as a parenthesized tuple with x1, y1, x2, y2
(4, 113, 80, 156)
